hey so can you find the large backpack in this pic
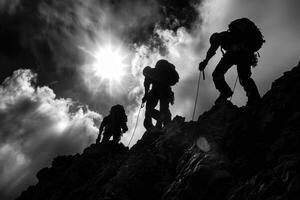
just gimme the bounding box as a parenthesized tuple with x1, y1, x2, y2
(228, 18, 265, 52)
(154, 59, 179, 86)
(110, 104, 127, 124)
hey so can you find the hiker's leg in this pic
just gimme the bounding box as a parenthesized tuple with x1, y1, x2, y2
(96, 133, 101, 144)
(112, 132, 121, 144)
(144, 91, 159, 129)
(101, 133, 111, 143)
(237, 64, 260, 105)
(159, 97, 171, 128)
(212, 55, 234, 97)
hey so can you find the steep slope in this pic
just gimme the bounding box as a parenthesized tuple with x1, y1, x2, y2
(17, 62, 300, 200)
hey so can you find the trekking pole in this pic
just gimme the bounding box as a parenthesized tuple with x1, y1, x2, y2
(192, 70, 204, 121)
(127, 103, 144, 147)
(230, 74, 239, 102)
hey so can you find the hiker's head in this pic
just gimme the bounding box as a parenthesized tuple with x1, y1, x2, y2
(155, 59, 169, 68)
(110, 104, 127, 123)
(228, 18, 251, 33)
(210, 32, 220, 44)
(143, 66, 152, 77)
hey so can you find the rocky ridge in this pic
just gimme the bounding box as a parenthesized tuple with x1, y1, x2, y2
(17, 63, 300, 200)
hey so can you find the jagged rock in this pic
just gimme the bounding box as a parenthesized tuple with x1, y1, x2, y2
(16, 63, 300, 200)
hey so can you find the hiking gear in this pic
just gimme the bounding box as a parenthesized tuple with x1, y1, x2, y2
(154, 59, 179, 86)
(127, 104, 143, 147)
(143, 60, 179, 86)
(228, 18, 265, 53)
(192, 70, 205, 121)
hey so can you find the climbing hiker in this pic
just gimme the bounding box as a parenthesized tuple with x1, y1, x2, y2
(199, 18, 264, 105)
(142, 59, 179, 130)
(96, 104, 128, 144)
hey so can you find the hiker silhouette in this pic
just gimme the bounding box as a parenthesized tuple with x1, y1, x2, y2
(96, 104, 128, 144)
(142, 59, 179, 130)
(199, 18, 264, 105)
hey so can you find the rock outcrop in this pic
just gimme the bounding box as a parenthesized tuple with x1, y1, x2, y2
(17, 63, 300, 200)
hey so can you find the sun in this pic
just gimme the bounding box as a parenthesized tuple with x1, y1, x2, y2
(91, 45, 127, 82)
(79, 42, 130, 94)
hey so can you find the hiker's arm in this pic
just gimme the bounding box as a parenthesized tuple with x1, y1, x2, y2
(121, 122, 128, 133)
(142, 77, 151, 103)
(199, 34, 220, 71)
(206, 43, 219, 62)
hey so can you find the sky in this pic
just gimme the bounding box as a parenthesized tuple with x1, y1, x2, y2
(0, 0, 300, 199)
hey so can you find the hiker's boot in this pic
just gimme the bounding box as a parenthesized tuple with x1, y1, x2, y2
(246, 91, 261, 106)
(155, 121, 162, 129)
(144, 117, 154, 130)
(215, 90, 233, 105)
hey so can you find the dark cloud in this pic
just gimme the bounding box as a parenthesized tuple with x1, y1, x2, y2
(0, 0, 201, 96)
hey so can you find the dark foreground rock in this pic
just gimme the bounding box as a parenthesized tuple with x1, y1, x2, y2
(17, 63, 300, 200)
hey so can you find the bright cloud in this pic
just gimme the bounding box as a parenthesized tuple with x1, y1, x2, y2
(0, 69, 101, 199)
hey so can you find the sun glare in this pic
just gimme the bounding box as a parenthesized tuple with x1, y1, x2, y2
(92, 45, 127, 82)
(79, 42, 130, 94)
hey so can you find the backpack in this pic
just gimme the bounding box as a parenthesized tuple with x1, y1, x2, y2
(154, 59, 179, 86)
(110, 104, 127, 124)
(228, 18, 265, 52)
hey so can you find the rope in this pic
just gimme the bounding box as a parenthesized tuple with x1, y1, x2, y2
(230, 74, 239, 102)
(192, 71, 203, 121)
(127, 104, 143, 147)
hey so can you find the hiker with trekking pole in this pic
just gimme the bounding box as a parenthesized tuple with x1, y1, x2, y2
(199, 18, 264, 106)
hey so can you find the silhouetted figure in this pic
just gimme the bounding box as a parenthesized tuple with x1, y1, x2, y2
(142, 59, 179, 129)
(199, 18, 264, 105)
(96, 104, 128, 144)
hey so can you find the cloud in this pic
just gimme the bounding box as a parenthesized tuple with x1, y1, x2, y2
(0, 0, 202, 113)
(0, 0, 20, 14)
(0, 69, 101, 200)
(123, 0, 300, 145)
(0, 0, 203, 151)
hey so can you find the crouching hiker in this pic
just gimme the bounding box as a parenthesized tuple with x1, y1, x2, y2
(96, 104, 128, 144)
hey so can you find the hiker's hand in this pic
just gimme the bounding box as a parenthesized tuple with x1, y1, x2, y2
(123, 126, 128, 133)
(199, 60, 207, 71)
(142, 95, 147, 103)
